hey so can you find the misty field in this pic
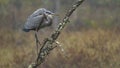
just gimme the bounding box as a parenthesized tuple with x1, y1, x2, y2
(0, 28, 120, 68)
(0, 0, 119, 68)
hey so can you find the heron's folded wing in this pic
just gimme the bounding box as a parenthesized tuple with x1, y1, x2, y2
(24, 15, 44, 30)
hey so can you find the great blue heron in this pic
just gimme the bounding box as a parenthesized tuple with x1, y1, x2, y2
(23, 8, 54, 32)
(23, 8, 55, 54)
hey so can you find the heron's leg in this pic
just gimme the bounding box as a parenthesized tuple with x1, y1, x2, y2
(35, 32, 41, 45)
(35, 32, 41, 55)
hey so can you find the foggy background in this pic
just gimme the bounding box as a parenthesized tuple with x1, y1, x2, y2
(0, 0, 120, 68)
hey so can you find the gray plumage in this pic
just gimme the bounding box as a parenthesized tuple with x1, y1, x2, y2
(23, 8, 54, 32)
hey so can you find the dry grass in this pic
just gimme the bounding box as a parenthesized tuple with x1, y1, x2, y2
(0, 28, 120, 68)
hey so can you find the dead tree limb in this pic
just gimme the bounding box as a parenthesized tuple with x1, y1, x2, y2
(28, 0, 85, 68)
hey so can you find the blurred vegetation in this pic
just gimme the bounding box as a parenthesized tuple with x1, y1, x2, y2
(0, 0, 120, 68)
(0, 0, 119, 29)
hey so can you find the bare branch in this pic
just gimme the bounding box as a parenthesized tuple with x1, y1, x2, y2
(28, 0, 85, 68)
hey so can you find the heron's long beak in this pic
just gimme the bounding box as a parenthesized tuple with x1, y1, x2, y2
(51, 13, 59, 16)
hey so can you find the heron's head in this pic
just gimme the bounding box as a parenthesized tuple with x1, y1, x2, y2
(40, 8, 59, 18)
(44, 10, 54, 17)
(45, 11, 60, 18)
(43, 10, 54, 19)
